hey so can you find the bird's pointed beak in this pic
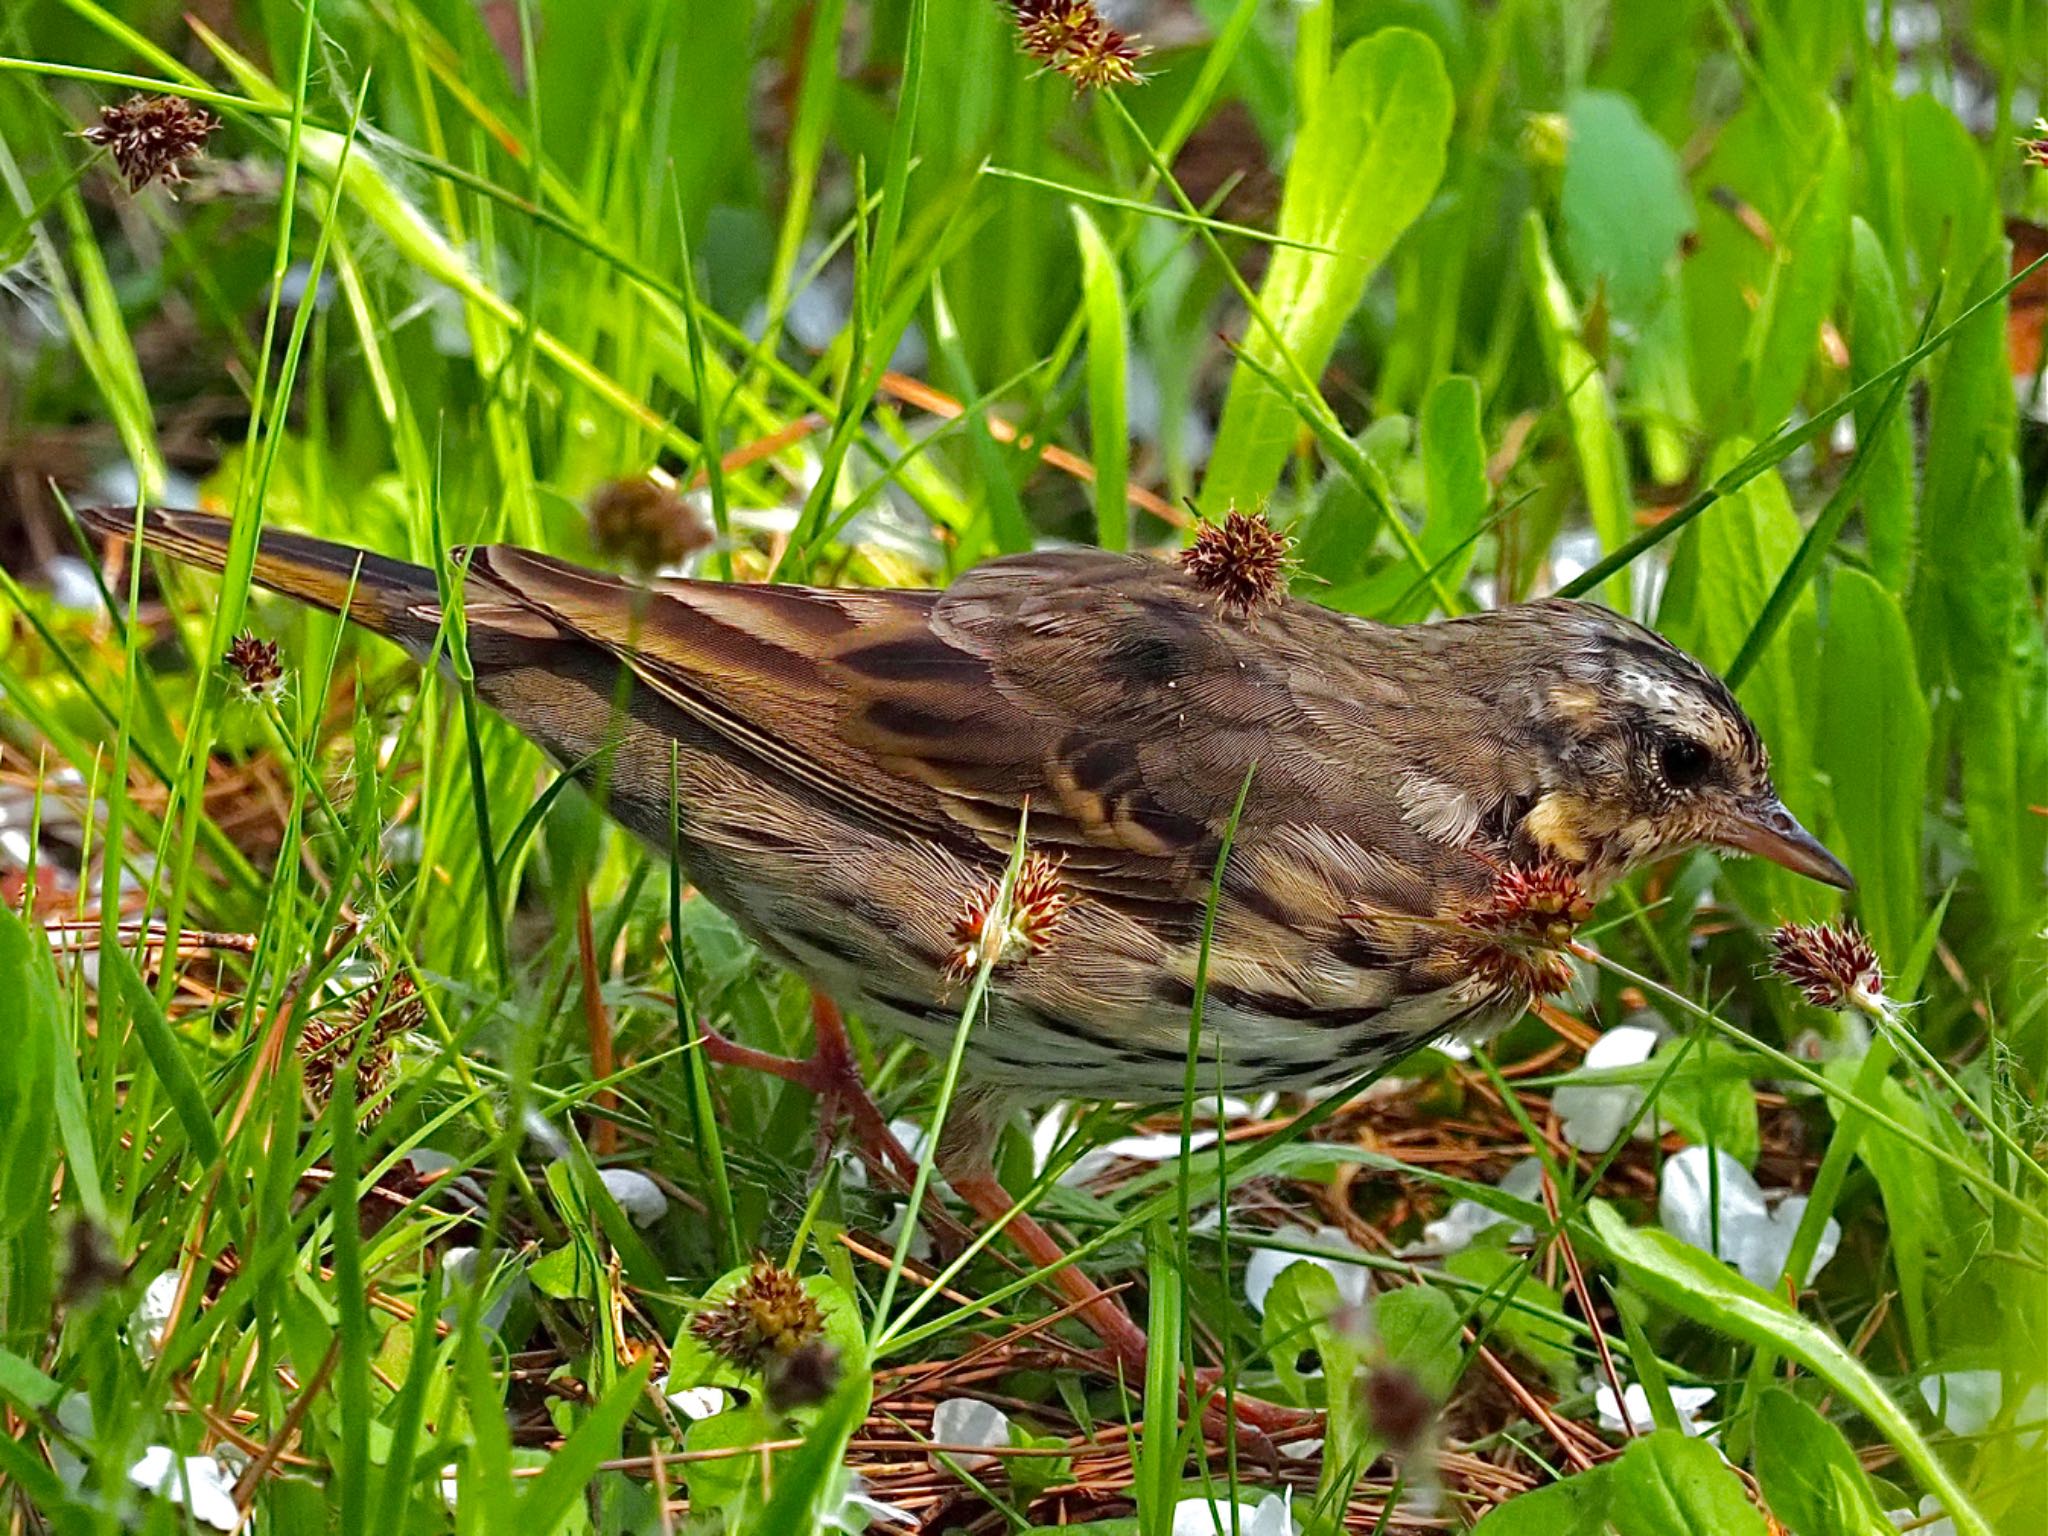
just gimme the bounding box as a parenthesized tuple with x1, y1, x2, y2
(1716, 797, 1855, 891)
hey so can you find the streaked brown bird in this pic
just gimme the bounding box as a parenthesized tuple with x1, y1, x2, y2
(84, 504, 1849, 1423)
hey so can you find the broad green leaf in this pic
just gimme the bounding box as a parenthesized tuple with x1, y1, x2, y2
(1409, 374, 1488, 615)
(1820, 570, 1928, 965)
(1822, 1058, 1955, 1361)
(0, 905, 58, 1236)
(1373, 1283, 1463, 1402)
(1072, 206, 1130, 551)
(1524, 210, 1633, 610)
(1560, 90, 1694, 326)
(1470, 1466, 1612, 1535)
(1913, 246, 2047, 945)
(1200, 27, 1452, 515)
(1260, 1260, 1343, 1406)
(1589, 1202, 1992, 1536)
(1753, 1388, 1894, 1536)
(1896, 94, 1998, 313)
(1448, 1244, 1576, 1389)
(1609, 1429, 1769, 1536)
(1659, 1041, 1761, 1171)
(1657, 446, 1831, 922)
(1738, 108, 1850, 433)
(1844, 220, 1915, 592)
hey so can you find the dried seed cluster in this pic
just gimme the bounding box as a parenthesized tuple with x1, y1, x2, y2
(223, 632, 285, 702)
(689, 1260, 825, 1374)
(1770, 921, 1884, 1012)
(587, 474, 713, 573)
(1178, 507, 1293, 619)
(81, 95, 220, 193)
(1009, 1, 1146, 91)
(946, 851, 1070, 978)
(300, 971, 426, 1126)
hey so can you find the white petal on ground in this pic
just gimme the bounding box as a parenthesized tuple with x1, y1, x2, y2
(1244, 1226, 1371, 1316)
(822, 1469, 921, 1530)
(1405, 1156, 1546, 1256)
(51, 1393, 93, 1489)
(1887, 1496, 1958, 1535)
(1914, 1370, 2047, 1437)
(659, 1379, 727, 1421)
(929, 1396, 1011, 1474)
(1060, 1128, 1219, 1188)
(440, 1246, 527, 1332)
(1553, 1024, 1662, 1152)
(597, 1168, 668, 1228)
(130, 1270, 181, 1364)
(1171, 1488, 1300, 1536)
(1658, 1146, 1840, 1289)
(1594, 1381, 1717, 1435)
(128, 1447, 240, 1532)
(520, 1108, 571, 1160)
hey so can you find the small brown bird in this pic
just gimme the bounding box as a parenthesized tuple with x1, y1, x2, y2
(85, 504, 1848, 1413)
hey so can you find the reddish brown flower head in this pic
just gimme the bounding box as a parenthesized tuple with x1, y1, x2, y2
(1450, 863, 1595, 1000)
(81, 95, 220, 193)
(1770, 921, 1883, 1011)
(1009, 0, 1146, 91)
(1178, 508, 1294, 620)
(1461, 865, 1597, 947)
(946, 851, 1069, 978)
(689, 1260, 825, 1375)
(223, 632, 285, 701)
(587, 474, 712, 573)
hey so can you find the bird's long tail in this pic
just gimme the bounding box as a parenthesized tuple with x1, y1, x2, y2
(78, 506, 446, 649)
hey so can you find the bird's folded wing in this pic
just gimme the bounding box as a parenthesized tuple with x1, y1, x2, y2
(464, 545, 1448, 913)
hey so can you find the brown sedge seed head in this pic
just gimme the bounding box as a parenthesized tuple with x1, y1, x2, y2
(1178, 507, 1294, 619)
(1009, 1, 1146, 91)
(81, 95, 220, 193)
(299, 1011, 397, 1127)
(223, 632, 285, 702)
(1770, 921, 1884, 1012)
(945, 851, 1069, 978)
(689, 1260, 825, 1374)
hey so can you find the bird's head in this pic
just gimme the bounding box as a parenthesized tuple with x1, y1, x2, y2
(1501, 603, 1851, 893)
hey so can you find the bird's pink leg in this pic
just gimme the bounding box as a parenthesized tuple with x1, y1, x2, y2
(698, 994, 922, 1184)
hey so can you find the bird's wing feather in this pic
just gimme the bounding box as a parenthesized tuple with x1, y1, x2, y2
(466, 545, 1477, 914)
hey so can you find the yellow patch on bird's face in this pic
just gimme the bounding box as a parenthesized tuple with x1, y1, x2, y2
(1522, 791, 1593, 863)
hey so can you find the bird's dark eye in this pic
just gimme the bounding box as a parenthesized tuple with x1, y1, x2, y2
(1657, 736, 1713, 788)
